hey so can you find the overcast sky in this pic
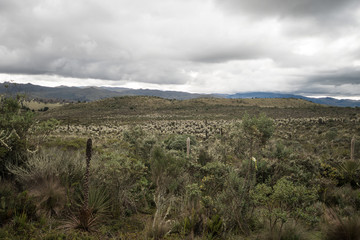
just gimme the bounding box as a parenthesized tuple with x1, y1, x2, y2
(1, 0, 360, 98)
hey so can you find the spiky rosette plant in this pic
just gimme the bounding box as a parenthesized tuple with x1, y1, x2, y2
(79, 138, 92, 231)
(84, 138, 92, 211)
(62, 138, 101, 232)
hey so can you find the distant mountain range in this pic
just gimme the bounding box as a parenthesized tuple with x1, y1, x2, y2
(1, 82, 359, 107)
(0, 83, 212, 102)
(225, 92, 360, 107)
(102, 87, 212, 100)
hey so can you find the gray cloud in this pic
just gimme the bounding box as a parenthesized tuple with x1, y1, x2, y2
(215, 0, 360, 40)
(190, 42, 268, 63)
(215, 0, 359, 18)
(0, 0, 360, 97)
(0, 0, 188, 84)
(307, 68, 360, 86)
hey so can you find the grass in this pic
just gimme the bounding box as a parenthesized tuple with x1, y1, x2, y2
(23, 100, 64, 111)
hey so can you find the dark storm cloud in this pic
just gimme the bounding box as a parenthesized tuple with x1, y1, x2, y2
(216, 0, 359, 18)
(0, 0, 188, 84)
(307, 68, 360, 86)
(190, 43, 266, 63)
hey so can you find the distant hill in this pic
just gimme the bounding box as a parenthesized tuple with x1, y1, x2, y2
(37, 95, 360, 125)
(0, 82, 211, 102)
(1, 82, 359, 107)
(0, 82, 123, 102)
(102, 87, 212, 100)
(225, 92, 360, 107)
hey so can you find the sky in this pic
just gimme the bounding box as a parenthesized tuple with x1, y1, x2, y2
(1, 0, 360, 98)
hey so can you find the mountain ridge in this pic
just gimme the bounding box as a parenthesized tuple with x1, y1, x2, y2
(1, 82, 359, 107)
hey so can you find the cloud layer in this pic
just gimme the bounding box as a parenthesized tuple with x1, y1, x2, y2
(1, 0, 360, 96)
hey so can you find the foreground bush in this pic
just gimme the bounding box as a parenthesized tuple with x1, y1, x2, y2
(0, 95, 34, 178)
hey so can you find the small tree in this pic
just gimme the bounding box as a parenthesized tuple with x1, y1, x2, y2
(241, 113, 274, 159)
(241, 113, 274, 190)
(0, 95, 34, 178)
(251, 178, 318, 237)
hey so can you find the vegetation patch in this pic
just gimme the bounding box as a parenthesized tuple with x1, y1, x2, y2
(1, 95, 360, 239)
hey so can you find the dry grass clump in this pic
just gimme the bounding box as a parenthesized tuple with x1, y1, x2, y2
(27, 176, 66, 217)
(324, 210, 360, 240)
(8, 148, 85, 218)
(9, 148, 85, 186)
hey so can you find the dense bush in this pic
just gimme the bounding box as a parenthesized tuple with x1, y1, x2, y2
(0, 95, 34, 178)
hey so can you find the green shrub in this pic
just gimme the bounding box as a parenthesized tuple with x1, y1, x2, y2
(207, 214, 223, 239)
(0, 190, 37, 226)
(11, 212, 36, 237)
(149, 146, 188, 239)
(0, 181, 17, 226)
(122, 126, 157, 159)
(0, 95, 34, 178)
(92, 150, 148, 217)
(198, 148, 212, 166)
(216, 169, 253, 235)
(242, 113, 274, 147)
(165, 134, 196, 152)
(324, 185, 360, 215)
(251, 178, 319, 235)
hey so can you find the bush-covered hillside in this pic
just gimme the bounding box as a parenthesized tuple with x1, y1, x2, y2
(1, 95, 360, 239)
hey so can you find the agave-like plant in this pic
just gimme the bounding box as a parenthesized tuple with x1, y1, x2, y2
(62, 139, 110, 232)
(337, 160, 360, 187)
(62, 187, 110, 232)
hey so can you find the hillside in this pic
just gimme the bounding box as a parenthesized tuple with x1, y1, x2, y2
(0, 82, 209, 102)
(0, 82, 124, 101)
(102, 87, 213, 99)
(37, 96, 360, 124)
(226, 92, 360, 107)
